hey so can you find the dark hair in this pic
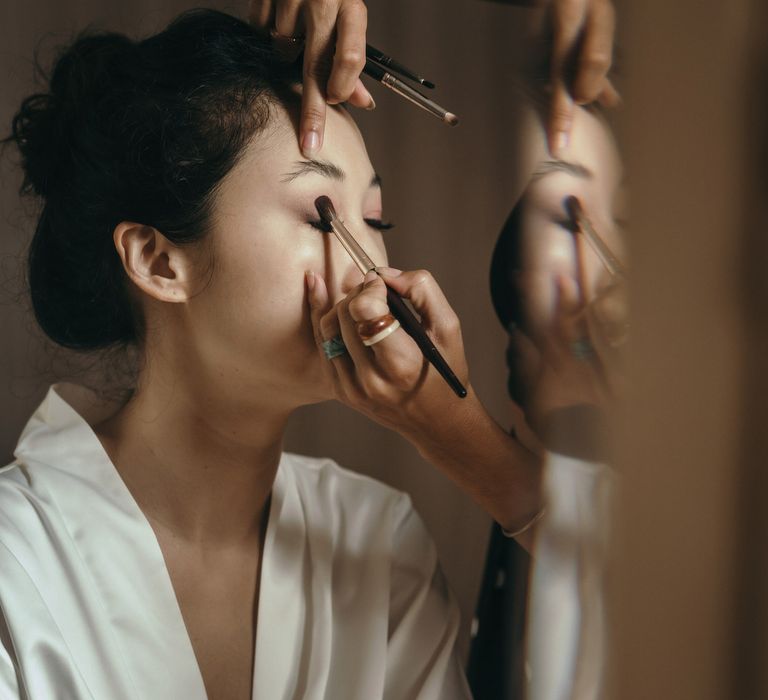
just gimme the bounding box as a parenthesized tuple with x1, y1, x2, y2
(5, 9, 300, 351)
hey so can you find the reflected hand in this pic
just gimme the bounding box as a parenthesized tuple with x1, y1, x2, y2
(547, 0, 620, 155)
(517, 274, 627, 457)
(248, 0, 375, 158)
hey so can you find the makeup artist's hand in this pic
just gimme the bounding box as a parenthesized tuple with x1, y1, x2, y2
(307, 266, 543, 536)
(515, 274, 627, 458)
(248, 0, 375, 157)
(546, 0, 620, 155)
(307, 267, 470, 431)
(495, 0, 619, 152)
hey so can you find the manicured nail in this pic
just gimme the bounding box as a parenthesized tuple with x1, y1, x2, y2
(554, 130, 569, 156)
(376, 266, 403, 277)
(302, 130, 320, 157)
(305, 271, 317, 306)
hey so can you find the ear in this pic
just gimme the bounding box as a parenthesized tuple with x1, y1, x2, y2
(113, 222, 195, 303)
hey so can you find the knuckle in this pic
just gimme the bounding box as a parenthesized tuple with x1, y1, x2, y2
(581, 52, 611, 76)
(412, 269, 433, 287)
(551, 102, 573, 126)
(301, 105, 326, 129)
(348, 295, 374, 319)
(304, 55, 334, 82)
(335, 47, 365, 69)
(360, 375, 387, 402)
(442, 313, 461, 335)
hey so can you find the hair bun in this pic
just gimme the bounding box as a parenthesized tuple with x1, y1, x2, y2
(9, 33, 135, 198)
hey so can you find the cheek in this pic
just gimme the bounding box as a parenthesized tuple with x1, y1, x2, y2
(195, 226, 323, 353)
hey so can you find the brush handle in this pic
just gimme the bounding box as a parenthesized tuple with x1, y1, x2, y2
(383, 283, 467, 399)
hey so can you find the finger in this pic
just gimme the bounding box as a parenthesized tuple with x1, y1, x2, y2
(549, 84, 575, 157)
(554, 274, 588, 345)
(248, 0, 275, 31)
(572, 0, 615, 105)
(274, 0, 304, 38)
(326, 1, 369, 105)
(376, 268, 461, 349)
(347, 78, 376, 110)
(342, 272, 423, 389)
(597, 77, 622, 108)
(549, 0, 589, 156)
(310, 272, 361, 399)
(299, 7, 337, 157)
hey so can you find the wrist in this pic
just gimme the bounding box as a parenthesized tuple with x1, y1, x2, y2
(402, 387, 544, 530)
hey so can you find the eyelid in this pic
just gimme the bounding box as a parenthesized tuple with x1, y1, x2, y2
(363, 218, 395, 231)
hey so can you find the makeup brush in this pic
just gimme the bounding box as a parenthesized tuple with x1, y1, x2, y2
(566, 196, 627, 279)
(366, 44, 436, 89)
(362, 59, 458, 127)
(315, 196, 467, 399)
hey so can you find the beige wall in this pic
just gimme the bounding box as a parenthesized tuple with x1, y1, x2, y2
(0, 0, 535, 660)
(609, 0, 767, 697)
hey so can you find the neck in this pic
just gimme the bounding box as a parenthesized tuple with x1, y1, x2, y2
(95, 359, 293, 548)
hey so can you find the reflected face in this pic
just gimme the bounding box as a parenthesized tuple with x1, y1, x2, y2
(517, 106, 626, 337)
(184, 102, 391, 408)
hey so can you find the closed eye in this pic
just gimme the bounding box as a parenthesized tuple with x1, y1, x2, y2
(363, 218, 395, 231)
(306, 219, 395, 232)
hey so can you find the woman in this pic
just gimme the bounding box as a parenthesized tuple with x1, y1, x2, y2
(0, 10, 514, 699)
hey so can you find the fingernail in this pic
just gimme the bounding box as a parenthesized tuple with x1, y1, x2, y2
(302, 130, 320, 157)
(363, 270, 379, 286)
(376, 266, 402, 277)
(305, 271, 316, 306)
(554, 130, 569, 156)
(365, 96, 376, 111)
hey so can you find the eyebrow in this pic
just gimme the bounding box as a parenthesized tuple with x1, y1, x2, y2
(530, 160, 594, 182)
(281, 159, 382, 188)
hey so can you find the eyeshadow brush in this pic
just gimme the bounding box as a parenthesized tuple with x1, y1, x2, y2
(315, 195, 467, 399)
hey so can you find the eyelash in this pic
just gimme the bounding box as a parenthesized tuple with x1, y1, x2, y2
(307, 219, 396, 232)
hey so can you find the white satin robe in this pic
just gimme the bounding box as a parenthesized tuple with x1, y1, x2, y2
(0, 384, 472, 700)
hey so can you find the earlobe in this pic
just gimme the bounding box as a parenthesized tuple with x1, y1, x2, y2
(112, 222, 191, 303)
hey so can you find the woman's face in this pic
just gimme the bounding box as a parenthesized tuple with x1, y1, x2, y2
(182, 102, 389, 408)
(517, 106, 626, 337)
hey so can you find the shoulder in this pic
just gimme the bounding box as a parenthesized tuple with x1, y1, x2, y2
(282, 451, 409, 510)
(280, 452, 421, 546)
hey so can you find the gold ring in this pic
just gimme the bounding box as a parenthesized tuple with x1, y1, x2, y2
(357, 314, 401, 347)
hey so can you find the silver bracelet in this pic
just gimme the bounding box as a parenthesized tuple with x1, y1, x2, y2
(501, 507, 546, 539)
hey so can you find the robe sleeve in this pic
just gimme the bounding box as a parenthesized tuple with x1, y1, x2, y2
(384, 494, 473, 700)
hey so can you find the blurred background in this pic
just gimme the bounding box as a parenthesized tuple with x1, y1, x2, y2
(2, 1, 767, 698)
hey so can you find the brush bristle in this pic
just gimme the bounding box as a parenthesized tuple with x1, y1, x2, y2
(315, 195, 337, 224)
(444, 112, 459, 127)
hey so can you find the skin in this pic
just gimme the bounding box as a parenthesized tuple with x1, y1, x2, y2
(247, 0, 618, 158)
(92, 98, 541, 698)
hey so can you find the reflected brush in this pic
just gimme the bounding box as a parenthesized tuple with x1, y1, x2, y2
(315, 195, 467, 399)
(566, 196, 627, 279)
